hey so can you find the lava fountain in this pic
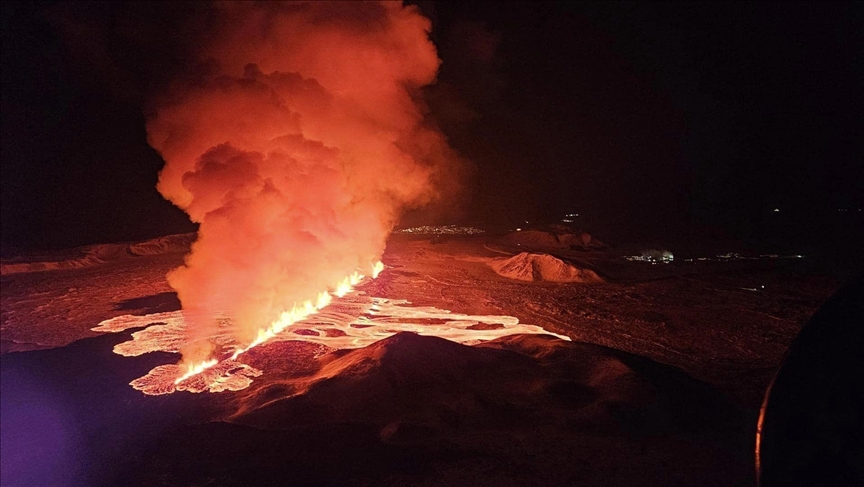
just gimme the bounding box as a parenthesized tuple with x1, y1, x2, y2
(144, 1, 466, 376)
(173, 263, 379, 385)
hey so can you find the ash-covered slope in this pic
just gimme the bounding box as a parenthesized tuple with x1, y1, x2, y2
(0, 233, 194, 276)
(489, 252, 605, 282)
(232, 332, 545, 430)
(186, 332, 752, 487)
(1, 328, 753, 487)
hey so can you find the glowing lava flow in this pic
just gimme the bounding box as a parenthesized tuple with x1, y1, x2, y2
(94, 261, 575, 396)
(174, 262, 383, 384)
(174, 359, 218, 384)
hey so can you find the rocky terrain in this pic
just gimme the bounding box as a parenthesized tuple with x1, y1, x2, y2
(0, 231, 840, 486)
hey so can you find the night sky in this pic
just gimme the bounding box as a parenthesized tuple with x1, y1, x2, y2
(2, 1, 862, 251)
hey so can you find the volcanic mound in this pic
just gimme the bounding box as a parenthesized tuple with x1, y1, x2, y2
(233, 332, 650, 434)
(489, 252, 605, 283)
(185, 332, 749, 487)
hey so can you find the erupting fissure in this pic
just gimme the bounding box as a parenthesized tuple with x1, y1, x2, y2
(95, 276, 572, 396)
(175, 261, 384, 384)
(145, 1, 465, 376)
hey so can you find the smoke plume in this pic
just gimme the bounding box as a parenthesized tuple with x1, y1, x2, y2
(145, 2, 462, 361)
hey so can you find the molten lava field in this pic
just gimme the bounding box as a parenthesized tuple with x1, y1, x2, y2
(1, 233, 838, 486)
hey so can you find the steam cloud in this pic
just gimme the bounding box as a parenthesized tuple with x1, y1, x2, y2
(145, 2, 462, 361)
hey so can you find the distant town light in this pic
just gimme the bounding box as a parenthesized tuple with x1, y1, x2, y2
(395, 225, 485, 235)
(626, 250, 674, 264)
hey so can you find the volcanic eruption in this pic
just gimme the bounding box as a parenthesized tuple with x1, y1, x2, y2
(144, 2, 464, 375)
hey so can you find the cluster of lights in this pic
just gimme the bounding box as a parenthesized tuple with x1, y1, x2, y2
(717, 252, 744, 260)
(740, 285, 767, 292)
(626, 251, 806, 266)
(561, 213, 579, 223)
(626, 251, 674, 265)
(774, 208, 862, 213)
(396, 225, 485, 235)
(682, 253, 804, 262)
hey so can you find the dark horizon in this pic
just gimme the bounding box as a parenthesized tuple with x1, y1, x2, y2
(2, 1, 862, 251)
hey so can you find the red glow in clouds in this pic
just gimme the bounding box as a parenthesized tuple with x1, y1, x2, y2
(145, 2, 464, 367)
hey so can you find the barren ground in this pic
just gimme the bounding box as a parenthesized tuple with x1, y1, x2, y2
(0, 233, 839, 486)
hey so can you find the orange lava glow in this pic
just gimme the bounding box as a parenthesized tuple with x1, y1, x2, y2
(174, 359, 218, 385)
(93, 264, 570, 396)
(176, 262, 384, 384)
(144, 2, 467, 379)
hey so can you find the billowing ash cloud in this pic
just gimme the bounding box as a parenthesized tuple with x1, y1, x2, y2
(145, 2, 463, 360)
